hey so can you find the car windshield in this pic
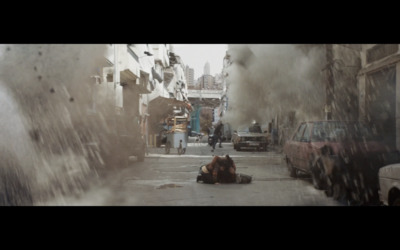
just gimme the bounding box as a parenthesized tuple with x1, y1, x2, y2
(311, 121, 378, 142)
(237, 126, 249, 132)
(237, 124, 262, 133)
(249, 124, 262, 133)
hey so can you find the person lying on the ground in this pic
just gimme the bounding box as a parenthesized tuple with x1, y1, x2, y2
(196, 155, 237, 184)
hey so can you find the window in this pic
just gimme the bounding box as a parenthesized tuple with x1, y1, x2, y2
(311, 121, 349, 142)
(366, 44, 398, 64)
(312, 122, 330, 142)
(249, 124, 262, 133)
(301, 123, 311, 142)
(293, 123, 306, 142)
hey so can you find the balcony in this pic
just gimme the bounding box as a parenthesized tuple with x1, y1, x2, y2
(127, 46, 139, 63)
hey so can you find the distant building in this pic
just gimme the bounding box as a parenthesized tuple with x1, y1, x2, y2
(204, 61, 210, 75)
(197, 74, 214, 89)
(185, 65, 194, 86)
(214, 73, 223, 89)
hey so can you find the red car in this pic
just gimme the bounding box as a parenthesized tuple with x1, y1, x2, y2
(283, 120, 400, 205)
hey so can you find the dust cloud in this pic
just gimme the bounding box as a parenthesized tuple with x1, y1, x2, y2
(222, 44, 327, 129)
(0, 44, 108, 205)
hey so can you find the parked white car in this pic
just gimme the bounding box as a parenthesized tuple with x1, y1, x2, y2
(378, 163, 400, 206)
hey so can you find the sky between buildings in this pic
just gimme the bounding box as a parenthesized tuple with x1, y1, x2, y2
(172, 44, 228, 79)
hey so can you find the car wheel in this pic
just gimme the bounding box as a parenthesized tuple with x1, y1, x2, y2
(310, 160, 326, 190)
(287, 160, 297, 178)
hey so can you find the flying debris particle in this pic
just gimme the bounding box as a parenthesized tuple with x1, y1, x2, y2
(38, 51, 42, 56)
(29, 129, 40, 142)
(50, 88, 55, 93)
(6, 47, 10, 51)
(69, 97, 74, 102)
(38, 75, 42, 81)
(34, 66, 37, 71)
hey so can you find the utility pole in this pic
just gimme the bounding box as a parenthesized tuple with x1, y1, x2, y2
(325, 44, 334, 120)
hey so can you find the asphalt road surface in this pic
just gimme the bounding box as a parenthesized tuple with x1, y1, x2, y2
(41, 136, 343, 206)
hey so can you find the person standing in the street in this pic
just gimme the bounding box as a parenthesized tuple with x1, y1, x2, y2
(211, 121, 224, 152)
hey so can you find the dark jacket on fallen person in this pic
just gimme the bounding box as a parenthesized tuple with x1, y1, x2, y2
(198, 155, 236, 184)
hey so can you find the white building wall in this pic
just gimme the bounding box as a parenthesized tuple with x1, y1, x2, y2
(118, 44, 140, 78)
(147, 44, 171, 102)
(173, 63, 188, 101)
(151, 44, 170, 68)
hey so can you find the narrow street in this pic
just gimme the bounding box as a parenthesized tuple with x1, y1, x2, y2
(1, 44, 398, 207)
(43, 136, 342, 206)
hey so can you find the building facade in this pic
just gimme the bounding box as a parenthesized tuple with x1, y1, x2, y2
(357, 44, 400, 149)
(185, 65, 195, 87)
(97, 44, 193, 149)
(204, 61, 210, 75)
(197, 74, 215, 89)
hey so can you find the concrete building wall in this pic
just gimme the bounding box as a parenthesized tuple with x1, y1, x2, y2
(358, 44, 400, 150)
(330, 44, 361, 121)
(118, 44, 141, 79)
(151, 44, 170, 68)
(148, 44, 170, 101)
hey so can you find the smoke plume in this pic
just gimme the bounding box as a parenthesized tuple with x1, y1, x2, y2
(222, 44, 327, 129)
